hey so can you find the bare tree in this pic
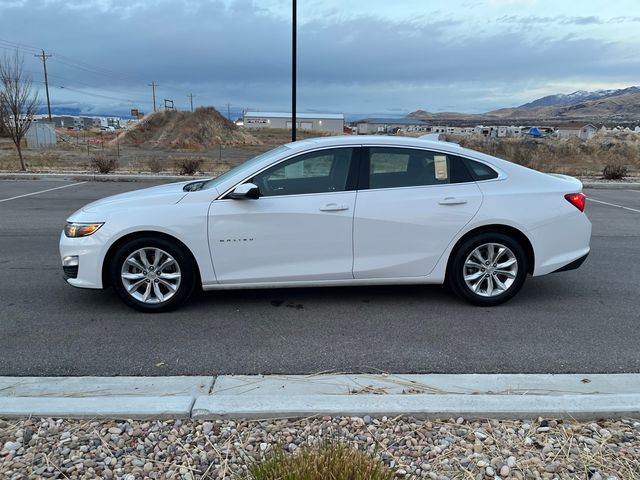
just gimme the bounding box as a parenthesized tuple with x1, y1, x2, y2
(0, 50, 39, 171)
(0, 108, 7, 137)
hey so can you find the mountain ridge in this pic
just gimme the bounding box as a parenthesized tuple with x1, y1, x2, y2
(410, 86, 640, 124)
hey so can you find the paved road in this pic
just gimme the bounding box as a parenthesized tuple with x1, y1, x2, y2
(0, 179, 639, 376)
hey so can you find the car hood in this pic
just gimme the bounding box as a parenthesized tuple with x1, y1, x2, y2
(80, 181, 194, 215)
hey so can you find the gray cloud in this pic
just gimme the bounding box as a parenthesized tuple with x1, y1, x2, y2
(1, 0, 638, 114)
(496, 14, 640, 26)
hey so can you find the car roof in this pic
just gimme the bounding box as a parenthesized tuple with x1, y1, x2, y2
(284, 135, 465, 153)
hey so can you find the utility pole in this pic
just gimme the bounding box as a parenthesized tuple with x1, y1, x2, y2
(292, 0, 297, 142)
(188, 93, 194, 112)
(149, 81, 159, 112)
(226, 103, 231, 121)
(35, 50, 52, 120)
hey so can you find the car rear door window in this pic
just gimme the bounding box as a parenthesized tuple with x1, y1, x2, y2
(252, 148, 355, 196)
(367, 147, 472, 189)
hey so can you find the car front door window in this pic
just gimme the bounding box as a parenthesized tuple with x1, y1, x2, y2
(252, 148, 355, 197)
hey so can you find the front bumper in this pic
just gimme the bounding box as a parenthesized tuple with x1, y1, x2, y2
(59, 231, 105, 289)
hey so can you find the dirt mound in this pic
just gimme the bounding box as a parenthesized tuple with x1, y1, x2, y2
(117, 107, 260, 148)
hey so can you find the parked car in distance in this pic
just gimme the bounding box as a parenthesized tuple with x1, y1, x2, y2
(60, 135, 591, 312)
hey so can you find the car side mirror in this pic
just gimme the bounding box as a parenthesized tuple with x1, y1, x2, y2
(229, 182, 261, 199)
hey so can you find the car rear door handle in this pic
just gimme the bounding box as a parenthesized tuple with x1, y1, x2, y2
(439, 197, 467, 205)
(319, 203, 350, 212)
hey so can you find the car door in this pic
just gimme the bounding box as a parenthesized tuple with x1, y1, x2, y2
(209, 147, 359, 284)
(353, 146, 483, 278)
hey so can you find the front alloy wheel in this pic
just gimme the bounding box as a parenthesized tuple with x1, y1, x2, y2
(449, 232, 528, 306)
(111, 236, 196, 312)
(121, 247, 182, 304)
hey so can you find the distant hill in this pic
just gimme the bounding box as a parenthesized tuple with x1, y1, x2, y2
(410, 86, 640, 124)
(517, 86, 640, 109)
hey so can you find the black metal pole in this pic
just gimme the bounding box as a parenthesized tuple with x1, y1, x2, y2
(292, 0, 297, 142)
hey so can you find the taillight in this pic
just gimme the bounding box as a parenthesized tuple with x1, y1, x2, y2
(565, 193, 586, 212)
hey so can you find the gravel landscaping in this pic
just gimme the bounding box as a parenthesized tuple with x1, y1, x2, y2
(1, 416, 639, 479)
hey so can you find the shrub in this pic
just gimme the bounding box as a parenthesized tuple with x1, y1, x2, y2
(90, 155, 118, 174)
(176, 158, 203, 175)
(147, 157, 163, 174)
(249, 442, 395, 480)
(602, 163, 628, 180)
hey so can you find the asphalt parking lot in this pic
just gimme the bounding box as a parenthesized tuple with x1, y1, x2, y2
(0, 179, 639, 376)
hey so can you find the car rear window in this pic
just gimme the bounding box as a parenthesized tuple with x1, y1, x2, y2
(462, 157, 499, 181)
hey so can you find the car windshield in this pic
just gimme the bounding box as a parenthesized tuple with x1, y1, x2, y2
(203, 145, 291, 190)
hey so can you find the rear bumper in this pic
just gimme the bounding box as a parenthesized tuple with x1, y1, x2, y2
(528, 211, 592, 276)
(552, 252, 589, 273)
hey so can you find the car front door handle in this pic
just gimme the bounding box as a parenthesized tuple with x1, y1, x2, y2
(439, 197, 467, 205)
(319, 203, 350, 212)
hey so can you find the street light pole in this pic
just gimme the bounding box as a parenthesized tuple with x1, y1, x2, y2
(292, 0, 297, 142)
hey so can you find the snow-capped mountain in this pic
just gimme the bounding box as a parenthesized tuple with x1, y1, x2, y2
(518, 87, 640, 109)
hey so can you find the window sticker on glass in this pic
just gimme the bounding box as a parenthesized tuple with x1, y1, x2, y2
(434, 155, 448, 180)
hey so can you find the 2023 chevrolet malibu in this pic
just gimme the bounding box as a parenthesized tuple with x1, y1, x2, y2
(60, 135, 591, 312)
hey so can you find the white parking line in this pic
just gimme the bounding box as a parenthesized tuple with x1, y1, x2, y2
(588, 197, 640, 214)
(0, 182, 87, 203)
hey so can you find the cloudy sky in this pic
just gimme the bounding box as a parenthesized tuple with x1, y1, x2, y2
(1, 0, 639, 117)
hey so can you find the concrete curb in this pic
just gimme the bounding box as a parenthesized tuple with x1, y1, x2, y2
(1, 374, 640, 420)
(583, 182, 640, 189)
(0, 172, 211, 183)
(0, 396, 195, 419)
(191, 393, 640, 420)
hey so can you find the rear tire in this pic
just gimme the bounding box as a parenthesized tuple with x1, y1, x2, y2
(448, 232, 528, 306)
(110, 236, 197, 313)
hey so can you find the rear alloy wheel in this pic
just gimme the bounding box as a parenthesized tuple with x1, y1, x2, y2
(110, 236, 196, 312)
(449, 232, 528, 306)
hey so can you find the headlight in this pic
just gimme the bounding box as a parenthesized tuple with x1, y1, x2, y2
(64, 222, 104, 238)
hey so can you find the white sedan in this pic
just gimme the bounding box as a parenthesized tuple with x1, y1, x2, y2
(60, 135, 591, 312)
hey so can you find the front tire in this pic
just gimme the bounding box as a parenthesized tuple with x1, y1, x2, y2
(110, 236, 197, 313)
(448, 232, 528, 306)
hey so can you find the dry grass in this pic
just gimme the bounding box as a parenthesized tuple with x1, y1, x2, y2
(448, 131, 640, 176)
(249, 127, 338, 145)
(249, 441, 395, 480)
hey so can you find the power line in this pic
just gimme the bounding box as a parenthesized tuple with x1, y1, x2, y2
(0, 38, 41, 55)
(24, 69, 149, 101)
(188, 93, 194, 112)
(0, 37, 142, 84)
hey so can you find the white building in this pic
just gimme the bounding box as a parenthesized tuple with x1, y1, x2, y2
(352, 118, 427, 135)
(244, 112, 344, 133)
(24, 122, 56, 148)
(555, 123, 598, 140)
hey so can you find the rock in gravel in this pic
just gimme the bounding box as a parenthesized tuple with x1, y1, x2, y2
(202, 421, 214, 434)
(2, 441, 21, 451)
